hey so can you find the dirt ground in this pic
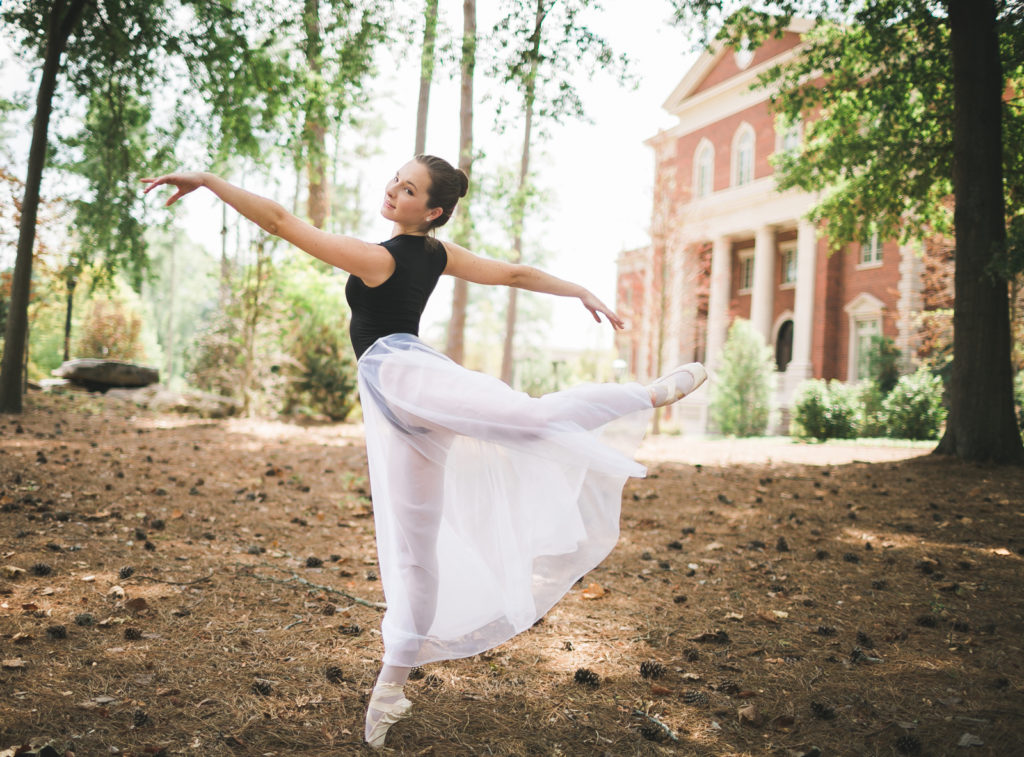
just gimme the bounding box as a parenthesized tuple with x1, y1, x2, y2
(1, 389, 1023, 757)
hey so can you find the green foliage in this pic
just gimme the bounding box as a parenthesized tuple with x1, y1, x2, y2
(73, 294, 146, 362)
(277, 258, 357, 420)
(790, 379, 859, 441)
(863, 335, 902, 394)
(186, 312, 245, 399)
(1015, 371, 1024, 434)
(709, 318, 775, 437)
(882, 367, 947, 440)
(855, 380, 888, 439)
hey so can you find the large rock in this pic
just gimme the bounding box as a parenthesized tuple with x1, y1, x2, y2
(52, 359, 159, 389)
(105, 385, 242, 418)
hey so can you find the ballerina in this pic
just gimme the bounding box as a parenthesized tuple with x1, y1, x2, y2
(143, 155, 705, 749)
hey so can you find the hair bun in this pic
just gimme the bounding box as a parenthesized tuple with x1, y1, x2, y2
(458, 170, 469, 198)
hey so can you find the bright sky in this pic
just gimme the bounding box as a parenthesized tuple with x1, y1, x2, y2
(1, 0, 699, 354)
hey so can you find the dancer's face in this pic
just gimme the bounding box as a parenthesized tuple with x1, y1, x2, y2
(382, 160, 442, 232)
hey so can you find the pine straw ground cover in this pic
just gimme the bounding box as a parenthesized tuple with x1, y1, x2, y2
(1, 391, 1023, 757)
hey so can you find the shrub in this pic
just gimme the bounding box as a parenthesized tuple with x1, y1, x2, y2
(709, 318, 775, 437)
(856, 381, 888, 438)
(790, 379, 859, 441)
(882, 367, 946, 440)
(282, 321, 357, 421)
(74, 294, 146, 362)
(863, 335, 902, 394)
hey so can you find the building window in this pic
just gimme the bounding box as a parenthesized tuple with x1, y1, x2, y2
(854, 317, 881, 381)
(695, 141, 714, 199)
(844, 292, 886, 383)
(739, 252, 754, 292)
(778, 118, 801, 153)
(860, 227, 882, 266)
(780, 244, 797, 286)
(733, 124, 755, 186)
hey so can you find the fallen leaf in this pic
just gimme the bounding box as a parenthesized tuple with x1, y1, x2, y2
(705, 541, 725, 551)
(650, 684, 672, 695)
(725, 612, 744, 621)
(1, 658, 27, 669)
(581, 582, 606, 600)
(738, 704, 760, 725)
(108, 585, 125, 599)
(125, 597, 150, 613)
(81, 575, 96, 582)
(772, 610, 789, 619)
(771, 714, 796, 731)
(11, 632, 32, 644)
(84, 510, 112, 520)
(2, 566, 26, 579)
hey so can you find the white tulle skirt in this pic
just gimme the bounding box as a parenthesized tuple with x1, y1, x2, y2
(357, 334, 653, 667)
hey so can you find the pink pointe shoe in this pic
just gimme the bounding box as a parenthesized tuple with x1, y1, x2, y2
(647, 362, 707, 408)
(364, 681, 413, 749)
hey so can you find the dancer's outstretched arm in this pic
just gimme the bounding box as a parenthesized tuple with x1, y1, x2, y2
(141, 172, 394, 285)
(442, 240, 624, 329)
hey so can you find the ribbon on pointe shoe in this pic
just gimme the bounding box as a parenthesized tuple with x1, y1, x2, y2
(365, 681, 413, 749)
(648, 362, 707, 408)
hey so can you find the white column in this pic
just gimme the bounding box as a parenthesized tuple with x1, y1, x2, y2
(749, 224, 776, 341)
(896, 242, 923, 371)
(706, 235, 731, 369)
(787, 218, 818, 381)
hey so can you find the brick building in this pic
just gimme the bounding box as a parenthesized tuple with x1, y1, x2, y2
(617, 20, 925, 433)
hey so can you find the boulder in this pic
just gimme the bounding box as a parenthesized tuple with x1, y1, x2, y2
(52, 359, 159, 390)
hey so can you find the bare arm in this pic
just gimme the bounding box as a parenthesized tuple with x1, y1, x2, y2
(442, 240, 624, 329)
(142, 172, 394, 285)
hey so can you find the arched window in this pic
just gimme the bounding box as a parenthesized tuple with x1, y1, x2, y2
(694, 140, 714, 199)
(775, 320, 794, 372)
(732, 124, 755, 186)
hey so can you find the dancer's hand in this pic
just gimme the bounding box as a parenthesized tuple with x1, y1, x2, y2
(580, 291, 625, 330)
(141, 171, 207, 206)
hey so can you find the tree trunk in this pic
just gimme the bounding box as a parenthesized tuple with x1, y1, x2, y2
(445, 0, 476, 364)
(63, 275, 76, 362)
(0, 0, 87, 413)
(303, 0, 329, 229)
(500, 0, 545, 386)
(934, 0, 1023, 463)
(414, 0, 439, 155)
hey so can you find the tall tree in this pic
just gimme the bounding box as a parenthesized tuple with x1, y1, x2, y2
(491, 0, 629, 385)
(414, 0, 439, 155)
(1, 0, 89, 413)
(669, 0, 1024, 464)
(444, 0, 476, 364)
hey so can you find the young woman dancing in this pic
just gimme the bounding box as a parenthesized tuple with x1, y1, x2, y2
(143, 155, 705, 749)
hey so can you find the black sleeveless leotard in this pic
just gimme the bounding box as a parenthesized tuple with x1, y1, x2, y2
(345, 234, 448, 359)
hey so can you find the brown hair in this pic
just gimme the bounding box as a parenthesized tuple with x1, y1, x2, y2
(416, 154, 469, 230)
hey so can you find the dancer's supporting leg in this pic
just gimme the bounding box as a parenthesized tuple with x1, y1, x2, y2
(365, 437, 446, 748)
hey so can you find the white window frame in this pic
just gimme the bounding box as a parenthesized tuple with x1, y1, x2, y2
(859, 227, 883, 268)
(780, 242, 797, 288)
(734, 39, 755, 70)
(844, 292, 886, 383)
(732, 123, 756, 187)
(694, 139, 715, 200)
(738, 250, 755, 294)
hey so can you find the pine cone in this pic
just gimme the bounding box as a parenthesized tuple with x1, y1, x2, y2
(683, 647, 700, 662)
(252, 678, 273, 695)
(132, 708, 150, 727)
(46, 624, 67, 640)
(639, 660, 666, 680)
(124, 627, 143, 641)
(338, 624, 361, 636)
(682, 689, 709, 706)
(718, 680, 740, 695)
(639, 722, 665, 742)
(574, 667, 599, 687)
(915, 614, 938, 628)
(855, 631, 874, 648)
(325, 665, 345, 684)
(895, 734, 921, 754)
(119, 566, 135, 580)
(810, 701, 836, 720)
(815, 625, 837, 636)
(305, 556, 323, 568)
(30, 563, 53, 577)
